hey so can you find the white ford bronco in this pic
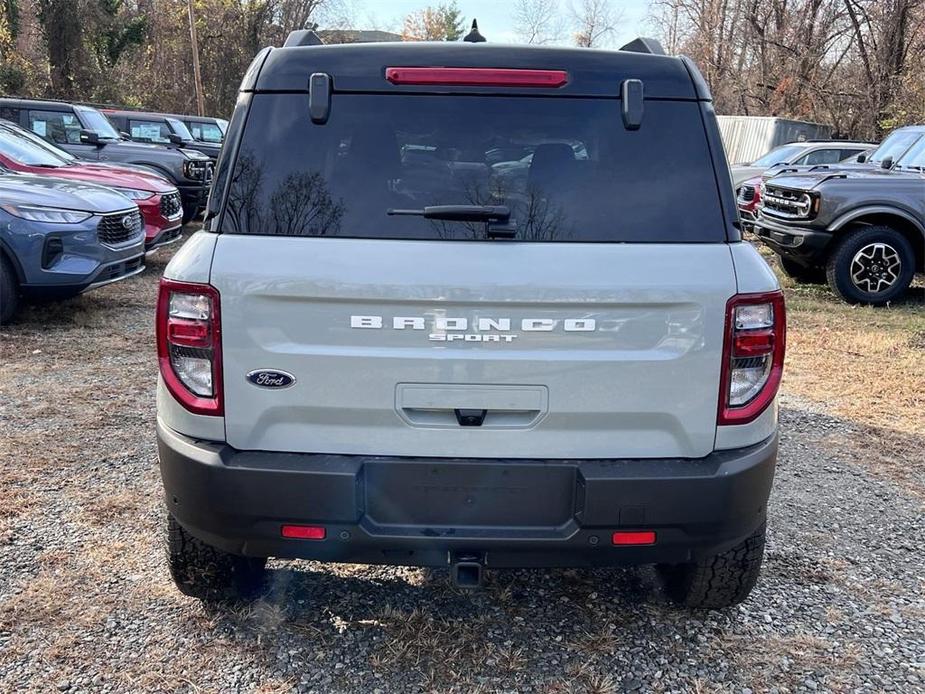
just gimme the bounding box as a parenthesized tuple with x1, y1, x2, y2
(156, 33, 785, 608)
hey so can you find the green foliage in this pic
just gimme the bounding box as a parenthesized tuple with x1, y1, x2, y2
(440, 2, 465, 41)
(3, 0, 18, 39)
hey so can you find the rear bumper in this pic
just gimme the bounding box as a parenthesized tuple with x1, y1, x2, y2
(157, 420, 778, 568)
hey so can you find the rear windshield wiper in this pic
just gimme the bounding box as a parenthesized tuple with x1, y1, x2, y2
(388, 205, 511, 223)
(387, 205, 516, 239)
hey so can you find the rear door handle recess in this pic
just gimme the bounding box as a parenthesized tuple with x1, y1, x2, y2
(396, 384, 549, 430)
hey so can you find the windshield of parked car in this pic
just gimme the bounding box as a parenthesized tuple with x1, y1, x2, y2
(167, 117, 194, 141)
(894, 137, 925, 169)
(0, 125, 72, 167)
(10, 122, 78, 162)
(750, 144, 806, 167)
(75, 105, 122, 140)
(217, 119, 228, 135)
(220, 94, 726, 242)
(869, 130, 921, 164)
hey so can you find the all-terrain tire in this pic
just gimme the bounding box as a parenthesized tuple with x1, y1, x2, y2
(0, 253, 19, 325)
(166, 513, 267, 602)
(657, 523, 766, 609)
(825, 226, 915, 305)
(778, 256, 826, 284)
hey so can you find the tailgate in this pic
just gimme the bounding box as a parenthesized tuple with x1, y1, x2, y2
(213, 236, 735, 459)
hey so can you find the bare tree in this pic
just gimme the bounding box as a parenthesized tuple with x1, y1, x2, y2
(569, 0, 620, 47)
(513, 0, 563, 45)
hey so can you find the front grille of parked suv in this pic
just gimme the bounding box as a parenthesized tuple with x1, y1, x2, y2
(738, 185, 756, 202)
(160, 191, 182, 220)
(97, 209, 143, 246)
(761, 186, 812, 219)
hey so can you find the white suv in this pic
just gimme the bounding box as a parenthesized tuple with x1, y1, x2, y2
(155, 35, 786, 608)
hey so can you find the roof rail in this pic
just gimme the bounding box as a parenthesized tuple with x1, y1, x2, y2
(619, 37, 666, 56)
(284, 29, 324, 47)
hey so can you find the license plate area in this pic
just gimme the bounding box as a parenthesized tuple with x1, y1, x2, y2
(364, 461, 576, 528)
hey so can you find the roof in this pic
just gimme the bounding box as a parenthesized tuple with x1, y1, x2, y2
(788, 140, 876, 148)
(250, 42, 704, 100)
(0, 97, 78, 111)
(318, 29, 402, 43)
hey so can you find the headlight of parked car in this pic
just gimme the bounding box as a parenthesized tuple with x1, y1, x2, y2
(111, 187, 155, 201)
(182, 160, 209, 180)
(0, 204, 93, 224)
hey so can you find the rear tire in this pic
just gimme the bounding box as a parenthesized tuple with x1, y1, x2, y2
(657, 523, 766, 609)
(0, 254, 20, 325)
(778, 256, 826, 284)
(166, 513, 267, 602)
(825, 226, 915, 305)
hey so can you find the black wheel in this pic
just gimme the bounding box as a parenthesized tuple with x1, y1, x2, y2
(778, 256, 826, 284)
(657, 523, 766, 609)
(825, 226, 915, 305)
(0, 254, 20, 325)
(166, 513, 267, 602)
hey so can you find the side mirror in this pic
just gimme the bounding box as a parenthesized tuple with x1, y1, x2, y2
(880, 156, 893, 169)
(168, 133, 184, 145)
(856, 153, 867, 163)
(120, 131, 131, 139)
(79, 129, 101, 145)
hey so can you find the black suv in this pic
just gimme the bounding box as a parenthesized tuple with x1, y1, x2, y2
(755, 125, 925, 304)
(0, 98, 212, 224)
(102, 109, 222, 163)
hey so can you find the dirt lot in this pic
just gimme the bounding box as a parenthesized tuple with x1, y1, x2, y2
(1, 233, 923, 693)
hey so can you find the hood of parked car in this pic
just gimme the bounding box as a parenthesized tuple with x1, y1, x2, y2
(24, 161, 176, 195)
(0, 174, 139, 213)
(762, 168, 924, 192)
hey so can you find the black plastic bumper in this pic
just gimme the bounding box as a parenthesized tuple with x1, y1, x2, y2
(177, 183, 210, 213)
(754, 217, 833, 265)
(145, 224, 183, 251)
(21, 253, 145, 299)
(157, 420, 778, 568)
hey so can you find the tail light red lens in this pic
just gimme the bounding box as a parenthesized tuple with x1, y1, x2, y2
(385, 67, 568, 88)
(612, 531, 656, 546)
(718, 291, 786, 425)
(156, 278, 223, 416)
(281, 525, 326, 540)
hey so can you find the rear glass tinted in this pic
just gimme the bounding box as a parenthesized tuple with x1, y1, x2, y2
(221, 94, 724, 242)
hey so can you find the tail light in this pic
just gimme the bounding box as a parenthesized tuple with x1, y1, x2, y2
(156, 278, 223, 415)
(718, 291, 786, 425)
(385, 67, 568, 88)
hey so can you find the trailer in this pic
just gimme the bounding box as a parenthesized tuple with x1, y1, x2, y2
(717, 116, 833, 165)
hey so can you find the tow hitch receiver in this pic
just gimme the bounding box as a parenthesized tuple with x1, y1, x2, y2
(451, 552, 485, 589)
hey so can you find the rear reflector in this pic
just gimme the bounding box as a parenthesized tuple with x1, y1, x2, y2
(612, 530, 656, 546)
(385, 67, 568, 88)
(281, 525, 326, 540)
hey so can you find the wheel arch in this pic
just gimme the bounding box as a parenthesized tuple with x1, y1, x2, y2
(0, 239, 26, 284)
(829, 208, 924, 272)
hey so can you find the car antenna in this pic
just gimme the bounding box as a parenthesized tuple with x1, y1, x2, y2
(463, 19, 486, 43)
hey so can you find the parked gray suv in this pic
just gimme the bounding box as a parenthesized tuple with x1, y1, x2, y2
(156, 37, 785, 608)
(0, 98, 212, 224)
(755, 127, 925, 304)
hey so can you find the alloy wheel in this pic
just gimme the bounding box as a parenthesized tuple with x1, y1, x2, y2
(849, 242, 902, 294)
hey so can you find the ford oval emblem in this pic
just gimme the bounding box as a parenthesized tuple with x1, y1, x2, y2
(246, 369, 296, 389)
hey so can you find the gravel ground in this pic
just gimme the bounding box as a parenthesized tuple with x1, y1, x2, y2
(1, 237, 923, 693)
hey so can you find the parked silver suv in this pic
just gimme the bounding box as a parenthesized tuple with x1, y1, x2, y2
(156, 36, 786, 608)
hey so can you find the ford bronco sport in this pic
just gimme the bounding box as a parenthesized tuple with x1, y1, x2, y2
(156, 35, 785, 608)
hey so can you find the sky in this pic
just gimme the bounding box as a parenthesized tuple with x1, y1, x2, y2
(355, 0, 655, 47)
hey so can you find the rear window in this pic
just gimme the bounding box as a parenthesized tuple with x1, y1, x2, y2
(220, 94, 724, 242)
